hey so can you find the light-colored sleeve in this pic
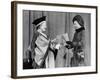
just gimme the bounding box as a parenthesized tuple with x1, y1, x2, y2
(35, 35, 49, 54)
(35, 35, 49, 65)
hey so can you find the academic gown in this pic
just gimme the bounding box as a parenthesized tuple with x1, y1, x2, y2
(34, 32, 55, 68)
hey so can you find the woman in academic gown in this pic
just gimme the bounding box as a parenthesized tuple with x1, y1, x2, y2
(31, 16, 55, 68)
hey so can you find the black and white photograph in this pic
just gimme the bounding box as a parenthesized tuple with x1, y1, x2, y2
(23, 10, 91, 69)
(11, 1, 97, 78)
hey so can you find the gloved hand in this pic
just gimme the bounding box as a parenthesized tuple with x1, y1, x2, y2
(66, 41, 73, 49)
(66, 41, 72, 45)
(65, 45, 72, 49)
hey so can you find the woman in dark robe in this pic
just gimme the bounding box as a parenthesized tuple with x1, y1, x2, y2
(66, 15, 85, 67)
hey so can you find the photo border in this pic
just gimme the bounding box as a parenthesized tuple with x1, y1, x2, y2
(11, 1, 98, 78)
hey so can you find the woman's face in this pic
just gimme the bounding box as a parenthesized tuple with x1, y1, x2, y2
(73, 21, 81, 29)
(40, 21, 47, 32)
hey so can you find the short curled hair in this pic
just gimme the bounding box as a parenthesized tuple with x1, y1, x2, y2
(72, 15, 84, 27)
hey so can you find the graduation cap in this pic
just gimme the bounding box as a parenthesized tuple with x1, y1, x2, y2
(32, 16, 46, 26)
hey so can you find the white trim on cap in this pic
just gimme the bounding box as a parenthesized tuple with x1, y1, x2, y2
(35, 21, 46, 28)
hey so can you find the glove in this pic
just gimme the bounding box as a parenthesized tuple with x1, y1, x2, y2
(65, 45, 72, 49)
(66, 41, 72, 45)
(66, 41, 73, 49)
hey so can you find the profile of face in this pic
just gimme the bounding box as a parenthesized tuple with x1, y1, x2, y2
(73, 21, 81, 30)
(40, 21, 47, 32)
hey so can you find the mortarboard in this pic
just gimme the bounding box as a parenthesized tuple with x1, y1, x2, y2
(32, 16, 46, 26)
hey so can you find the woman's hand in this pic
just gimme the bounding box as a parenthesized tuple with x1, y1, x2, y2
(66, 41, 73, 49)
(50, 42, 55, 49)
(55, 43, 61, 49)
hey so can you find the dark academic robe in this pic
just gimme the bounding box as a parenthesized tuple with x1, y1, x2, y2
(70, 27, 85, 67)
